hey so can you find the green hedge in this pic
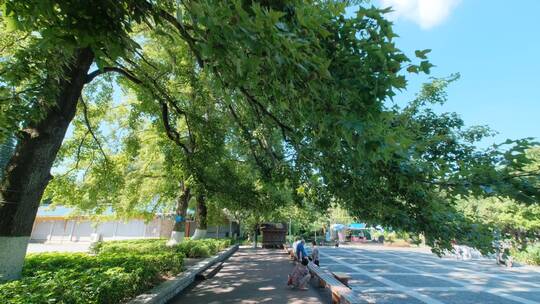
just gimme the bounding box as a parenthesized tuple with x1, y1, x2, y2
(513, 243, 540, 265)
(1, 252, 184, 304)
(0, 238, 232, 304)
(93, 238, 231, 258)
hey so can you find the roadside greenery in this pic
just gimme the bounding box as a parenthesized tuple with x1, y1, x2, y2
(0, 238, 231, 303)
(512, 244, 540, 266)
(457, 147, 540, 262)
(92, 238, 231, 258)
(1, 0, 539, 281)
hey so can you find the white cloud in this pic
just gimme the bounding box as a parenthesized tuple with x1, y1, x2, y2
(380, 0, 461, 29)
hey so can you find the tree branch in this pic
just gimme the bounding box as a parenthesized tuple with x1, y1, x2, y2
(80, 96, 110, 164)
(85, 66, 143, 84)
(114, 56, 194, 155)
(82, 156, 95, 181)
(121, 56, 189, 120)
(160, 101, 190, 154)
(227, 103, 271, 176)
(157, 8, 204, 68)
(140, 174, 167, 179)
(58, 130, 90, 178)
(134, 49, 159, 70)
(240, 87, 293, 134)
(0, 33, 30, 53)
(73, 130, 90, 171)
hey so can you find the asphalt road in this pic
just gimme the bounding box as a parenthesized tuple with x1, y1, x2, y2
(319, 245, 540, 303)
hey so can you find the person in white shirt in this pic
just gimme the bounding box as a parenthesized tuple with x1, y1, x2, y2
(292, 238, 300, 259)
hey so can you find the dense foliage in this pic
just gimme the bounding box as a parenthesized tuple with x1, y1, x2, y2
(91, 238, 232, 258)
(453, 147, 540, 262)
(0, 238, 231, 303)
(1, 0, 539, 281)
(513, 243, 540, 266)
(0, 252, 183, 303)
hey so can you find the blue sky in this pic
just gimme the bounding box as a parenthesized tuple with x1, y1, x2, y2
(364, 0, 540, 147)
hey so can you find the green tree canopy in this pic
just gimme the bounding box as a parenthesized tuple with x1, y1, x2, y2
(1, 1, 539, 283)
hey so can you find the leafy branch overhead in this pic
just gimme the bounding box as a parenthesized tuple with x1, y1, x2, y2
(0, 0, 538, 257)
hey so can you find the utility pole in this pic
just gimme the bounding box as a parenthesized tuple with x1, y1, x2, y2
(289, 218, 292, 238)
(253, 223, 258, 249)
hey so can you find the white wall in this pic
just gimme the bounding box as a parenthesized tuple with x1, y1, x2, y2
(32, 221, 54, 240)
(72, 221, 93, 242)
(30, 218, 234, 242)
(49, 220, 74, 242)
(115, 220, 146, 239)
(96, 221, 115, 239)
(31, 219, 158, 242)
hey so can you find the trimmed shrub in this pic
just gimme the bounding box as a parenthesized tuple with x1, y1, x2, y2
(94, 238, 231, 258)
(1, 238, 232, 303)
(513, 243, 540, 265)
(189, 244, 211, 258)
(22, 251, 184, 278)
(1, 267, 142, 304)
(205, 239, 219, 254)
(1, 243, 184, 303)
(92, 238, 168, 255)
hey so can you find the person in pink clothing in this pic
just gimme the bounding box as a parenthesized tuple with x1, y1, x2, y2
(287, 258, 310, 290)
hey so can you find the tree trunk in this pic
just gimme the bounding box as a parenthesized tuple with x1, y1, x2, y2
(192, 193, 207, 239)
(0, 136, 17, 180)
(167, 184, 191, 246)
(0, 48, 94, 281)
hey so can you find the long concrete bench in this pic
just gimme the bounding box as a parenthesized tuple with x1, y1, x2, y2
(308, 262, 360, 304)
(332, 272, 351, 287)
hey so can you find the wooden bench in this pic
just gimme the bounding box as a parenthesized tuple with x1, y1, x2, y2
(332, 272, 351, 287)
(195, 261, 223, 281)
(308, 262, 360, 304)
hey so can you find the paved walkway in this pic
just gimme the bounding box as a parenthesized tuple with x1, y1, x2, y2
(170, 247, 330, 304)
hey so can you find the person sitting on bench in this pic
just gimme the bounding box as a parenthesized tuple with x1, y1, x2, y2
(288, 258, 310, 290)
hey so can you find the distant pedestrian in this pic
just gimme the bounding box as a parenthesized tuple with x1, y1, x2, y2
(311, 241, 320, 266)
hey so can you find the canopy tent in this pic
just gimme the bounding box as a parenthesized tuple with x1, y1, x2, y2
(348, 223, 366, 230)
(331, 223, 346, 231)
